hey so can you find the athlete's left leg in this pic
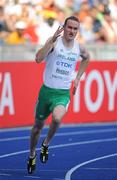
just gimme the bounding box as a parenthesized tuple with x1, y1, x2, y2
(44, 105, 66, 145)
(40, 105, 67, 163)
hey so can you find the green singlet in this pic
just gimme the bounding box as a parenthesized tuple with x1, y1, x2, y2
(35, 84, 70, 121)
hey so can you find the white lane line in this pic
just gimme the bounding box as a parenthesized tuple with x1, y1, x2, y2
(0, 169, 66, 172)
(85, 168, 117, 170)
(24, 175, 41, 179)
(0, 173, 11, 176)
(0, 169, 65, 179)
(1, 128, 117, 142)
(0, 137, 117, 158)
(1, 122, 117, 132)
(53, 178, 64, 180)
(0, 136, 29, 142)
(0, 168, 24, 171)
(0, 135, 42, 142)
(0, 126, 32, 132)
(0, 174, 64, 179)
(65, 153, 117, 180)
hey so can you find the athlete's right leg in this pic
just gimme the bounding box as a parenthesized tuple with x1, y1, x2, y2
(27, 119, 45, 174)
(27, 85, 51, 173)
(29, 120, 45, 157)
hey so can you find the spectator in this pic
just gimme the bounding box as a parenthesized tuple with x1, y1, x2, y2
(90, 6, 103, 42)
(78, 2, 90, 22)
(0, 6, 11, 44)
(5, 21, 27, 44)
(56, 8, 66, 26)
(54, 0, 66, 9)
(96, 3, 105, 22)
(64, 0, 74, 17)
(109, 0, 117, 22)
(0, 0, 117, 45)
(101, 7, 117, 43)
(79, 16, 95, 44)
(23, 25, 39, 44)
(36, 9, 60, 45)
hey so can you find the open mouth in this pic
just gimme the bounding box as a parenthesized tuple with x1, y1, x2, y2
(69, 33, 73, 37)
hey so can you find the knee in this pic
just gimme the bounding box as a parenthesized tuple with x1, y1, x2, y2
(52, 116, 61, 127)
(51, 119, 60, 130)
(32, 121, 44, 134)
(52, 115, 61, 126)
(32, 125, 40, 135)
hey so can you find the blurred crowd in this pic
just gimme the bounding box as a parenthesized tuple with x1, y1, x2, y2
(0, 0, 117, 45)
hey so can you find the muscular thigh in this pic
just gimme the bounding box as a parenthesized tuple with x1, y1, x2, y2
(52, 105, 67, 122)
(35, 86, 51, 121)
(35, 85, 70, 122)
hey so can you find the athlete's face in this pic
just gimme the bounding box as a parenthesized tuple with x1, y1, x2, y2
(63, 19, 79, 41)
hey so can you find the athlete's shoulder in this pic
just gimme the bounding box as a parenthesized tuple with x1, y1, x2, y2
(79, 44, 87, 53)
(79, 43, 90, 60)
(73, 39, 80, 53)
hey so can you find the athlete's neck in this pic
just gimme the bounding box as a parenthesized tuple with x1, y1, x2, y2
(62, 36, 74, 48)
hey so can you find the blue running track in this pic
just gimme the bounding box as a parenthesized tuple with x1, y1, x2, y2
(0, 122, 117, 180)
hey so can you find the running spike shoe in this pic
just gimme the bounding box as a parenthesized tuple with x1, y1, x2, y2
(27, 155, 36, 174)
(40, 141, 49, 163)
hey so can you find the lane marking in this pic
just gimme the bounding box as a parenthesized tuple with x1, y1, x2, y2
(0, 173, 11, 176)
(24, 175, 41, 179)
(0, 174, 64, 179)
(0, 134, 48, 142)
(0, 122, 117, 132)
(0, 169, 65, 179)
(65, 153, 117, 180)
(85, 168, 117, 170)
(1, 128, 117, 142)
(0, 126, 32, 132)
(53, 178, 64, 180)
(0, 169, 66, 172)
(0, 137, 117, 158)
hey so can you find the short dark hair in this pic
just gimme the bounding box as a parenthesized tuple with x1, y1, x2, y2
(64, 16, 80, 27)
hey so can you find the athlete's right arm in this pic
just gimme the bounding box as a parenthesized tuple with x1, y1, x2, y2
(35, 38, 54, 63)
(35, 26, 63, 63)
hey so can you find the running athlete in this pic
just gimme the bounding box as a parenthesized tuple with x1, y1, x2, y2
(27, 16, 90, 174)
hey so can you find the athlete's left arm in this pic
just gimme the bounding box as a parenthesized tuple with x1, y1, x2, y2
(72, 44, 90, 95)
